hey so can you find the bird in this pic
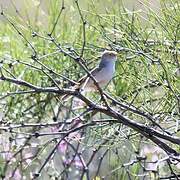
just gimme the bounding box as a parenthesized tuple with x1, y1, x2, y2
(62, 50, 117, 101)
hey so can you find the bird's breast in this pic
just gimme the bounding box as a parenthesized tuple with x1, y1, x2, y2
(102, 63, 115, 79)
(96, 63, 115, 85)
(84, 62, 115, 90)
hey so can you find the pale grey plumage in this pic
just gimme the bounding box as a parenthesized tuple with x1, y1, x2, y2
(81, 50, 117, 91)
(62, 50, 117, 101)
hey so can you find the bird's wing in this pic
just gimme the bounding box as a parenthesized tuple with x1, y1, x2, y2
(61, 67, 102, 101)
(77, 66, 102, 85)
(79, 66, 105, 91)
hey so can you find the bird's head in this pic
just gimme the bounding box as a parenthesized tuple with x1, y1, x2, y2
(101, 50, 117, 62)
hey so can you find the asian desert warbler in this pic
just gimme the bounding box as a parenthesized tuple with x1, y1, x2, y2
(62, 50, 117, 100)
